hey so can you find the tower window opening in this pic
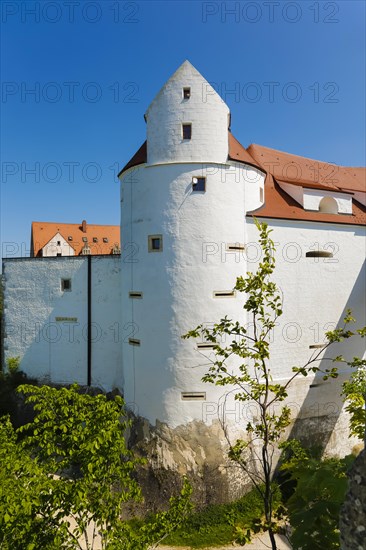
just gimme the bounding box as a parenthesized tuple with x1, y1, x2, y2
(129, 291, 143, 299)
(192, 177, 206, 192)
(197, 342, 216, 350)
(181, 392, 206, 401)
(182, 123, 192, 140)
(61, 278, 71, 291)
(260, 187, 264, 202)
(306, 251, 333, 258)
(213, 290, 236, 298)
(226, 243, 245, 251)
(148, 235, 163, 252)
(128, 338, 140, 346)
(183, 87, 191, 99)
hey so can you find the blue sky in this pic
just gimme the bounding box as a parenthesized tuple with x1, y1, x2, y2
(1, 0, 365, 258)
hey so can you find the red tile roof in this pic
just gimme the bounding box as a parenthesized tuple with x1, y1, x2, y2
(118, 133, 365, 226)
(248, 174, 366, 226)
(31, 221, 120, 257)
(247, 143, 366, 194)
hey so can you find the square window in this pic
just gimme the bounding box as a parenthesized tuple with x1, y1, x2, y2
(61, 278, 71, 291)
(183, 87, 191, 99)
(192, 177, 206, 192)
(148, 234, 163, 252)
(182, 123, 192, 140)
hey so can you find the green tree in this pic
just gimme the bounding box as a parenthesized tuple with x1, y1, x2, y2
(342, 362, 366, 441)
(280, 440, 354, 550)
(183, 220, 365, 550)
(0, 384, 192, 549)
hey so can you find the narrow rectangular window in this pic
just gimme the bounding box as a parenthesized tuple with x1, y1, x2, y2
(128, 338, 140, 346)
(57, 240, 61, 246)
(181, 392, 206, 401)
(197, 342, 216, 350)
(213, 290, 236, 298)
(129, 291, 143, 299)
(260, 187, 264, 202)
(192, 177, 206, 192)
(183, 87, 191, 99)
(148, 235, 163, 252)
(226, 243, 245, 251)
(182, 123, 192, 140)
(61, 279, 71, 291)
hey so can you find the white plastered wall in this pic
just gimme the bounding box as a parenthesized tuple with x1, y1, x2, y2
(3, 256, 122, 390)
(120, 161, 265, 427)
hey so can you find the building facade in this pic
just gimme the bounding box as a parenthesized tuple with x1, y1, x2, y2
(3, 61, 366, 469)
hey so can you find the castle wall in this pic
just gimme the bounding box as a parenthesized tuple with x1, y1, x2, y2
(2, 256, 122, 390)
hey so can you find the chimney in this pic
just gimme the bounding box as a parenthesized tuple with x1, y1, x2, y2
(82, 220, 87, 233)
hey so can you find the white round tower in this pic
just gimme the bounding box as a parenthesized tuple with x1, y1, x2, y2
(119, 61, 265, 428)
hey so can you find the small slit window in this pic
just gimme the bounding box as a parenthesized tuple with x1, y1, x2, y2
(129, 291, 143, 299)
(181, 392, 206, 401)
(192, 177, 206, 192)
(128, 338, 140, 346)
(213, 290, 236, 298)
(61, 279, 71, 291)
(309, 344, 324, 349)
(183, 87, 191, 99)
(197, 342, 216, 350)
(148, 235, 163, 252)
(306, 251, 333, 258)
(182, 123, 192, 140)
(260, 187, 264, 202)
(226, 243, 245, 251)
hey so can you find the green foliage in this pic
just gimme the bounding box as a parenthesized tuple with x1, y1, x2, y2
(0, 357, 32, 421)
(160, 484, 281, 548)
(280, 440, 354, 550)
(0, 384, 192, 549)
(183, 220, 365, 549)
(342, 364, 366, 440)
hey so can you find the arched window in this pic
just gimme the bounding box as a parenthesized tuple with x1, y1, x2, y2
(319, 196, 338, 214)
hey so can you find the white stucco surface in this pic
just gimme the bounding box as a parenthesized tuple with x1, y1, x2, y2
(3, 256, 122, 390)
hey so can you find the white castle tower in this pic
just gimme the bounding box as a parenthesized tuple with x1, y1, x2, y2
(119, 61, 265, 428)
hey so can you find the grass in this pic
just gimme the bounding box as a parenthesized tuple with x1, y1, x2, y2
(160, 485, 281, 548)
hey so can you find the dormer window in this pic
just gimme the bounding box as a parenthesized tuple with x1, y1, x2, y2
(82, 237, 88, 242)
(183, 87, 191, 99)
(93, 237, 98, 243)
(68, 236, 73, 241)
(103, 237, 109, 243)
(182, 123, 192, 140)
(319, 196, 338, 214)
(192, 177, 206, 192)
